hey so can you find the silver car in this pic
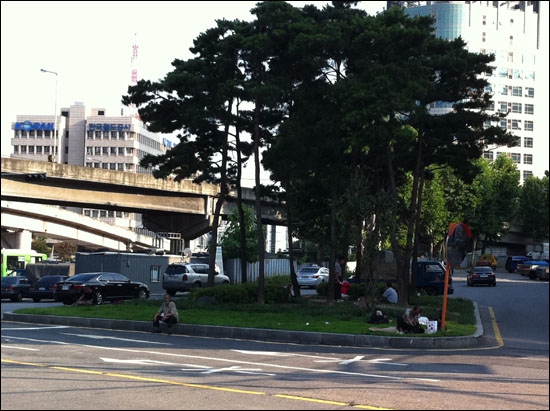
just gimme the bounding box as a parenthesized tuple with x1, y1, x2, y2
(162, 263, 230, 296)
(297, 266, 329, 288)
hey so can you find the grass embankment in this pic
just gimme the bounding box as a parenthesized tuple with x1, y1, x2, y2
(15, 295, 476, 337)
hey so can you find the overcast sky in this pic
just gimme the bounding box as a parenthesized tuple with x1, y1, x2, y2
(1, 1, 385, 186)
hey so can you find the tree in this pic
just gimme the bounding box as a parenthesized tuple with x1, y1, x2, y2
(55, 242, 76, 261)
(32, 237, 51, 256)
(220, 204, 259, 262)
(518, 175, 550, 242)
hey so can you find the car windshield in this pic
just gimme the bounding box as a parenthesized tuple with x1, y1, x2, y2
(298, 268, 319, 274)
(474, 267, 493, 273)
(1, 277, 18, 285)
(165, 265, 187, 275)
(67, 273, 98, 282)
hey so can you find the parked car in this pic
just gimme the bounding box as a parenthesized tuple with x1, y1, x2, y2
(54, 272, 149, 305)
(505, 256, 531, 273)
(467, 266, 496, 287)
(297, 266, 329, 288)
(162, 263, 230, 296)
(532, 265, 549, 281)
(517, 260, 549, 277)
(1, 276, 33, 302)
(476, 254, 497, 271)
(414, 260, 454, 296)
(28, 275, 68, 302)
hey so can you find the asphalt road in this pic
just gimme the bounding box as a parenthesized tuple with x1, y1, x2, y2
(1, 269, 548, 410)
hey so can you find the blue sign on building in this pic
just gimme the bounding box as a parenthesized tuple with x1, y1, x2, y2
(14, 121, 54, 131)
(88, 123, 131, 131)
(163, 138, 174, 148)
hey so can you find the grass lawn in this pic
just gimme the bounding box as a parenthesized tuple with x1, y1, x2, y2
(15, 295, 476, 337)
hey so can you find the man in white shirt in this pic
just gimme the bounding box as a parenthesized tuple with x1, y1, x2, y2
(382, 282, 398, 304)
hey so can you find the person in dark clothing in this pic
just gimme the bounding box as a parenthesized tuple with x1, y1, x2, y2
(74, 285, 94, 306)
(396, 306, 424, 334)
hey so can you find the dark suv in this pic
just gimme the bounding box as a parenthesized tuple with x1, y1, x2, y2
(413, 260, 454, 296)
(1, 276, 33, 302)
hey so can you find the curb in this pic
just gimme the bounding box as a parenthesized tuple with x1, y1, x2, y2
(3, 303, 484, 349)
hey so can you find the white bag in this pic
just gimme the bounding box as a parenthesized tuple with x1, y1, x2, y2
(427, 320, 438, 334)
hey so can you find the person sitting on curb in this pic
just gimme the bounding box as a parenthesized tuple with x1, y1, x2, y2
(396, 306, 424, 334)
(152, 293, 178, 335)
(74, 285, 94, 306)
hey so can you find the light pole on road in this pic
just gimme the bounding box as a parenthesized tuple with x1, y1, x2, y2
(40, 68, 60, 164)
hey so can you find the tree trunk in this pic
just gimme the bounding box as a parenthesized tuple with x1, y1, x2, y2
(410, 167, 425, 302)
(327, 190, 337, 304)
(235, 105, 248, 283)
(285, 187, 300, 298)
(355, 218, 363, 282)
(253, 104, 265, 304)
(470, 236, 478, 272)
(208, 100, 234, 287)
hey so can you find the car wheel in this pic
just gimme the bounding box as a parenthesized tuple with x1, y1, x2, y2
(425, 286, 437, 296)
(33, 297, 41, 303)
(94, 289, 103, 305)
(138, 288, 148, 299)
(492, 282, 496, 287)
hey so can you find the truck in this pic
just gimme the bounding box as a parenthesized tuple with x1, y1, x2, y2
(526, 242, 549, 262)
(475, 254, 497, 271)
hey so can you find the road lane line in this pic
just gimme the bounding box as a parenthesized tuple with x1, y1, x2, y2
(1, 326, 69, 331)
(1, 345, 40, 351)
(2, 358, 393, 409)
(62, 333, 173, 345)
(488, 307, 504, 347)
(1, 335, 440, 382)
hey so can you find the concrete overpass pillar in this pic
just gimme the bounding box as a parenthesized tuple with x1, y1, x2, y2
(3, 230, 33, 249)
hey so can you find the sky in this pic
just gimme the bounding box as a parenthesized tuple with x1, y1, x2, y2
(0, 1, 386, 187)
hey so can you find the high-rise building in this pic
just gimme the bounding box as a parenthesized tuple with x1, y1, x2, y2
(387, 1, 547, 182)
(10, 102, 177, 229)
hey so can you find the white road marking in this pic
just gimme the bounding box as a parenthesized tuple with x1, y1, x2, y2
(100, 358, 178, 366)
(3, 335, 439, 382)
(1, 326, 69, 331)
(62, 333, 172, 346)
(203, 366, 275, 376)
(368, 358, 408, 366)
(232, 350, 338, 360)
(1, 345, 40, 351)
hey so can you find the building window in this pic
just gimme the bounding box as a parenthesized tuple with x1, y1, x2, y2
(525, 104, 534, 115)
(92, 210, 99, 218)
(13, 145, 19, 154)
(36, 146, 42, 154)
(111, 131, 117, 139)
(524, 137, 533, 148)
(20, 145, 27, 154)
(117, 163, 124, 171)
(29, 130, 35, 137)
(84, 209, 91, 217)
(103, 131, 109, 139)
(108, 210, 115, 217)
(150, 266, 161, 282)
(94, 147, 101, 156)
(510, 18, 514, 24)
(44, 146, 50, 154)
(110, 147, 117, 155)
(110, 163, 116, 170)
(21, 130, 28, 138)
(509, 35, 513, 46)
(523, 154, 533, 165)
(45, 130, 51, 138)
(65, 146, 68, 154)
(28, 145, 35, 154)
(524, 121, 533, 132)
(86, 147, 93, 156)
(487, 101, 494, 111)
(100, 210, 107, 218)
(116, 211, 123, 218)
(512, 86, 522, 97)
(511, 103, 522, 113)
(102, 147, 109, 155)
(126, 147, 134, 155)
(482, 32, 486, 42)
(101, 163, 107, 169)
(119, 131, 126, 140)
(94, 162, 100, 168)
(87, 131, 94, 139)
(523, 170, 533, 180)
(510, 153, 521, 164)
(511, 119, 521, 130)
(86, 162, 92, 167)
(482, 15, 486, 25)
(37, 130, 43, 138)
(95, 131, 101, 139)
(499, 120, 506, 129)
(126, 163, 135, 171)
(525, 87, 534, 98)
(118, 147, 124, 156)
(483, 151, 494, 161)
(498, 101, 507, 112)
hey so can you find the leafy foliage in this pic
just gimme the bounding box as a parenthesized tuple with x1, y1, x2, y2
(220, 204, 259, 262)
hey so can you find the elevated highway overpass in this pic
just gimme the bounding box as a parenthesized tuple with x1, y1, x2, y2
(1, 158, 284, 245)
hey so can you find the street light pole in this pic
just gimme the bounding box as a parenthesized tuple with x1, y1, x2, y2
(40, 68, 60, 164)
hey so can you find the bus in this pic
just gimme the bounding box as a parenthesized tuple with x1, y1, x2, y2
(1, 249, 48, 277)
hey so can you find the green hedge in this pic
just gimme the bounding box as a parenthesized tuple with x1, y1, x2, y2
(190, 275, 292, 304)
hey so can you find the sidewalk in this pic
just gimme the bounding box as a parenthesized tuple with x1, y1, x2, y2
(3, 302, 484, 349)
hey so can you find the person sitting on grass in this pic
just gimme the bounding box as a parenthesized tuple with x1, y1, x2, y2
(381, 282, 398, 304)
(152, 294, 178, 335)
(74, 285, 94, 306)
(396, 306, 425, 334)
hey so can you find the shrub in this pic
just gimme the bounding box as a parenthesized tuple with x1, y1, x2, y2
(316, 281, 328, 296)
(347, 283, 365, 301)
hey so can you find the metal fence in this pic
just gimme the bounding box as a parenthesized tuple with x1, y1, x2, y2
(225, 258, 299, 284)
